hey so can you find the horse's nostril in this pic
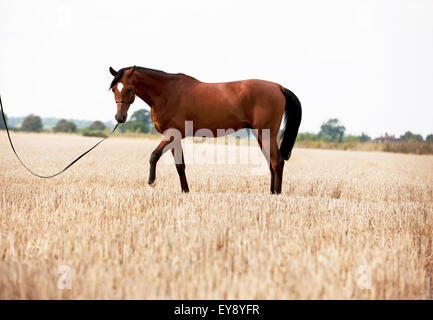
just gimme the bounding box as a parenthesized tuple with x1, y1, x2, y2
(115, 115, 126, 123)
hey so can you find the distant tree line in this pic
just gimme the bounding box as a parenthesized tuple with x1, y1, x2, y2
(0, 108, 156, 137)
(2, 113, 432, 146)
(296, 118, 433, 144)
(400, 131, 433, 142)
(296, 118, 372, 143)
(78, 109, 156, 137)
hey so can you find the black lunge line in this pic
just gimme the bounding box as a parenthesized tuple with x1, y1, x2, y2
(0, 95, 118, 179)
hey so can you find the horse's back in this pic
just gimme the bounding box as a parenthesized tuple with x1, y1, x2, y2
(165, 77, 286, 135)
(230, 79, 286, 132)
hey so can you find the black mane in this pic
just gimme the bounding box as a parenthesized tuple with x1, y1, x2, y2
(109, 66, 168, 89)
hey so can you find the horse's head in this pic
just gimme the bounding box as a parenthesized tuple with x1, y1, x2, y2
(109, 66, 136, 123)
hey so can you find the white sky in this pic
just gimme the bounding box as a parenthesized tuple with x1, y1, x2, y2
(1, 0, 432, 137)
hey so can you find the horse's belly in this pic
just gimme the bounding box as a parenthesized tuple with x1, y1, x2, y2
(186, 104, 246, 136)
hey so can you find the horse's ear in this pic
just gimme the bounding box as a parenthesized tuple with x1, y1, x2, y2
(109, 66, 117, 76)
(131, 65, 136, 73)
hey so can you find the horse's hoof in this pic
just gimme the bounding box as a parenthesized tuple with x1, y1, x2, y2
(148, 180, 156, 187)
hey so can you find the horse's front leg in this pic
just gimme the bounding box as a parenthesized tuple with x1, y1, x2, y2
(171, 139, 189, 193)
(148, 137, 174, 186)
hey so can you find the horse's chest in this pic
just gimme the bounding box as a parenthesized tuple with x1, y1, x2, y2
(150, 109, 164, 134)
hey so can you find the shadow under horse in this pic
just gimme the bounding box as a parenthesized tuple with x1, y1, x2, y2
(109, 66, 302, 194)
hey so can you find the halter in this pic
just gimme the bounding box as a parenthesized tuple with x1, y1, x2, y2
(115, 88, 134, 104)
(116, 100, 133, 104)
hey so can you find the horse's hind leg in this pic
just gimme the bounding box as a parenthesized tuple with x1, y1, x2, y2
(269, 138, 285, 194)
(171, 139, 189, 193)
(269, 165, 276, 194)
(252, 129, 276, 194)
(148, 137, 174, 185)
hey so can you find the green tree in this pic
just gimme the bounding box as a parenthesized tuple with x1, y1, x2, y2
(296, 132, 318, 142)
(21, 114, 43, 132)
(130, 109, 152, 126)
(359, 132, 371, 142)
(80, 127, 107, 138)
(124, 120, 149, 133)
(0, 113, 7, 130)
(121, 108, 153, 134)
(426, 134, 433, 143)
(88, 121, 106, 131)
(400, 131, 423, 142)
(53, 119, 77, 133)
(319, 118, 346, 142)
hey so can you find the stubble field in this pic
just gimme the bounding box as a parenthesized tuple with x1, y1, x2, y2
(0, 132, 432, 299)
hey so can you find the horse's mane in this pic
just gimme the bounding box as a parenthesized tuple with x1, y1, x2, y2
(109, 66, 168, 89)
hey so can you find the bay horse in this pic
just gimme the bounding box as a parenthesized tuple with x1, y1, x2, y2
(109, 66, 302, 194)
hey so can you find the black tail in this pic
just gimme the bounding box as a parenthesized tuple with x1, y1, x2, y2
(279, 87, 302, 160)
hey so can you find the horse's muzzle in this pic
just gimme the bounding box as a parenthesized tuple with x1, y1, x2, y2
(115, 114, 127, 123)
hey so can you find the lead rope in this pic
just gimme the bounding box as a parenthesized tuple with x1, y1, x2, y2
(0, 95, 119, 178)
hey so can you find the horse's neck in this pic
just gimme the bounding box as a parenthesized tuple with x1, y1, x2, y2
(133, 69, 174, 107)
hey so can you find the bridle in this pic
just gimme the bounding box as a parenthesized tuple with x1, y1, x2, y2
(115, 86, 135, 105)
